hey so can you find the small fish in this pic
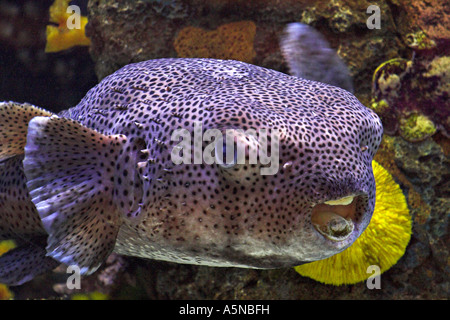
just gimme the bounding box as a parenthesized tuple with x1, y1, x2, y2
(0, 58, 382, 285)
(280, 22, 354, 93)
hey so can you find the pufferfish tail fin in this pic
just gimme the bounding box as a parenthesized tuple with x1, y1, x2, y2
(23, 115, 135, 275)
(0, 241, 60, 286)
(0, 102, 61, 285)
(0, 102, 54, 241)
(0, 101, 53, 162)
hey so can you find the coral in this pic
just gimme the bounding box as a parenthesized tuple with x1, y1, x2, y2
(370, 99, 390, 115)
(294, 161, 411, 285)
(374, 135, 432, 224)
(371, 54, 449, 138)
(393, 136, 449, 191)
(405, 31, 437, 50)
(173, 21, 256, 63)
(71, 291, 108, 300)
(369, 1, 449, 139)
(371, 58, 411, 102)
(327, 0, 355, 33)
(374, 134, 448, 287)
(424, 56, 450, 78)
(422, 56, 450, 106)
(374, 135, 406, 182)
(370, 99, 392, 122)
(86, 0, 402, 97)
(338, 36, 401, 100)
(45, 0, 91, 52)
(0, 240, 16, 300)
(399, 113, 437, 142)
(433, 133, 450, 157)
(397, 0, 450, 42)
(407, 189, 431, 225)
(0, 284, 13, 300)
(0, 240, 16, 256)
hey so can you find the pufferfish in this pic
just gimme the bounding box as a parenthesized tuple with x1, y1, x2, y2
(0, 56, 383, 285)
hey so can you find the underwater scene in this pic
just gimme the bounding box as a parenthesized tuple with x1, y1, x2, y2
(0, 0, 448, 301)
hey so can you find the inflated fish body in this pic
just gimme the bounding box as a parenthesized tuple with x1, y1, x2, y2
(0, 58, 382, 285)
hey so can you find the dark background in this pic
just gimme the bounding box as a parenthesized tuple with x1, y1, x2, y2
(0, 0, 97, 113)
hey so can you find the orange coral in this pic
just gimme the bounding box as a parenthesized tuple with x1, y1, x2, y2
(174, 21, 256, 63)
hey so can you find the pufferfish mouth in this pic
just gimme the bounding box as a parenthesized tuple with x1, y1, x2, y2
(311, 195, 360, 242)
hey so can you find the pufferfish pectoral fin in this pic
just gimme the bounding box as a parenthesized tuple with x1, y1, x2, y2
(0, 241, 60, 286)
(23, 115, 131, 275)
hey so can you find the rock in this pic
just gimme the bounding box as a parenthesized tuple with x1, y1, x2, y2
(394, 137, 449, 188)
(85, 0, 400, 100)
(396, 0, 450, 43)
(173, 21, 257, 63)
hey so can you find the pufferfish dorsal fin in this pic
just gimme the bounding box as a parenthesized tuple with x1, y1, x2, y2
(23, 115, 135, 275)
(280, 23, 354, 93)
(0, 101, 53, 161)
